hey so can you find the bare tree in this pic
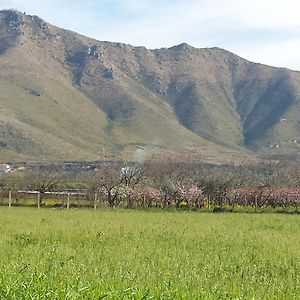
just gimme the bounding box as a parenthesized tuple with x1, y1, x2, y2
(120, 163, 147, 208)
(120, 163, 146, 187)
(25, 169, 63, 206)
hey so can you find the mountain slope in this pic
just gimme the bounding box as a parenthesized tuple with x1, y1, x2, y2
(0, 9, 299, 162)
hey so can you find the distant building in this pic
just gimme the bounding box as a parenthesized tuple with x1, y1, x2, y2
(0, 164, 11, 175)
(121, 166, 135, 177)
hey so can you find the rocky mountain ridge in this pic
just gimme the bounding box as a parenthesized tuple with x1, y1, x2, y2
(0, 9, 299, 162)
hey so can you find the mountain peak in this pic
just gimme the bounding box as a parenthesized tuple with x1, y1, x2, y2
(0, 9, 51, 41)
(0, 8, 23, 14)
(0, 9, 25, 20)
(169, 43, 194, 51)
(0, 9, 48, 27)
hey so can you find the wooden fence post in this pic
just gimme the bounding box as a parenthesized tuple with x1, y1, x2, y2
(94, 192, 98, 210)
(255, 194, 258, 211)
(208, 195, 211, 211)
(8, 190, 12, 208)
(67, 195, 70, 210)
(37, 192, 41, 209)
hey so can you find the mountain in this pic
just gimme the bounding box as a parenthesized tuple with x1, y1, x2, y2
(0, 9, 299, 163)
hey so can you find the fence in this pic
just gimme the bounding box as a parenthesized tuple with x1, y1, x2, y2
(0, 187, 300, 211)
(0, 189, 100, 209)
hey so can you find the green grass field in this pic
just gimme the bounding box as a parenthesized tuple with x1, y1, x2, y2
(0, 208, 299, 299)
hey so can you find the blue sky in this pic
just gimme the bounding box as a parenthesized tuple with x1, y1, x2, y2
(1, 0, 300, 70)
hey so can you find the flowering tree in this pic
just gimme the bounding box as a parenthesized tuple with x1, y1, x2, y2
(145, 187, 163, 207)
(179, 185, 206, 208)
(93, 164, 123, 208)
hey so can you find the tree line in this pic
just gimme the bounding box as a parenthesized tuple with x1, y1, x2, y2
(1, 156, 300, 211)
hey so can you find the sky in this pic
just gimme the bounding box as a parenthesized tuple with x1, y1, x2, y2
(1, 0, 300, 70)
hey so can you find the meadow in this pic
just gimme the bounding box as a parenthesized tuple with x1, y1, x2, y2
(0, 208, 299, 299)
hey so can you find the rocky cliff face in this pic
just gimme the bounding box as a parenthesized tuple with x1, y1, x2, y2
(0, 9, 299, 162)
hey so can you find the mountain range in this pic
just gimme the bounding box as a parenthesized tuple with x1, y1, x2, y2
(0, 9, 300, 163)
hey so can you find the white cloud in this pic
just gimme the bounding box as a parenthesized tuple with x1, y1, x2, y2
(238, 38, 300, 71)
(223, 0, 300, 29)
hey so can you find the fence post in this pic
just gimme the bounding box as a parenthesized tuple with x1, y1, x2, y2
(8, 190, 12, 208)
(37, 192, 41, 209)
(255, 194, 258, 211)
(94, 192, 98, 210)
(67, 195, 70, 210)
(208, 195, 210, 211)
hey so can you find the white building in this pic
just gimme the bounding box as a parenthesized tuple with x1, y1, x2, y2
(0, 164, 11, 175)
